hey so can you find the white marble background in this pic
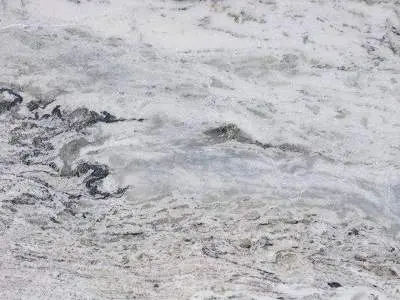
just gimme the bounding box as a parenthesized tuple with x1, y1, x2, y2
(0, 0, 400, 299)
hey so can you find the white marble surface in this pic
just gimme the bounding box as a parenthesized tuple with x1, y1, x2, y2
(0, 0, 400, 299)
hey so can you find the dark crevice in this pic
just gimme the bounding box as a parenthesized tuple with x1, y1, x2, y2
(204, 123, 309, 154)
(50, 105, 144, 130)
(26, 98, 57, 111)
(204, 124, 377, 166)
(74, 162, 128, 199)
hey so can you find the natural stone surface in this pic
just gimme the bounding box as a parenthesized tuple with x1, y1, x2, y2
(0, 0, 399, 299)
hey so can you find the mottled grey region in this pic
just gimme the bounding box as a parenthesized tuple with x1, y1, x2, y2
(0, 0, 399, 299)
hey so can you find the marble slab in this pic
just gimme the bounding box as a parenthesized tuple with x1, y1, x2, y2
(0, 0, 399, 299)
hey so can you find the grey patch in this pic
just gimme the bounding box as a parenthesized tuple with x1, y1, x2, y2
(26, 96, 57, 112)
(201, 240, 232, 258)
(302, 33, 310, 44)
(26, 101, 40, 111)
(204, 123, 252, 144)
(278, 143, 308, 154)
(204, 123, 309, 154)
(388, 182, 400, 216)
(67, 107, 121, 130)
(0, 88, 23, 113)
(335, 108, 350, 119)
(59, 138, 90, 176)
(257, 236, 274, 249)
(227, 10, 259, 24)
(9, 193, 39, 205)
(239, 238, 252, 249)
(210, 77, 232, 89)
(51, 105, 143, 131)
(305, 104, 320, 115)
(247, 107, 271, 119)
(361, 117, 368, 128)
(32, 136, 54, 151)
(280, 53, 299, 71)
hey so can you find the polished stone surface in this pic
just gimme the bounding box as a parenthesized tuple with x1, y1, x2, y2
(0, 0, 399, 299)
